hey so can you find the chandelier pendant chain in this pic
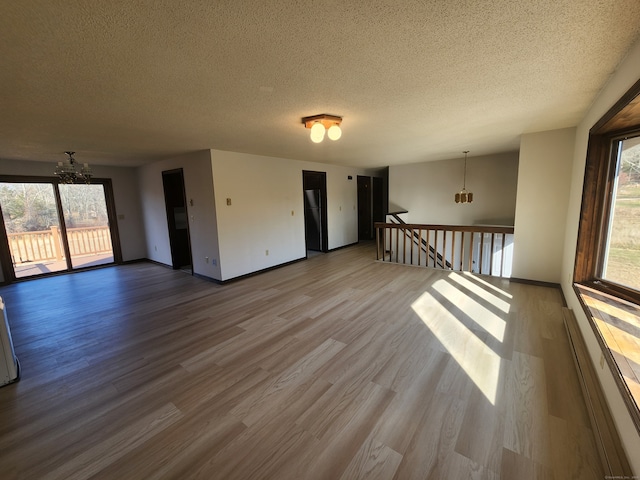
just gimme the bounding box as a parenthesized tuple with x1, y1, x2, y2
(455, 150, 473, 204)
(463, 150, 468, 190)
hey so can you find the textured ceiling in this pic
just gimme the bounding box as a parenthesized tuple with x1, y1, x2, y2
(1, 0, 640, 168)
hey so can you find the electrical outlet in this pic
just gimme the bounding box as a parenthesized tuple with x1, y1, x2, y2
(212, 258, 217, 266)
(265, 249, 269, 256)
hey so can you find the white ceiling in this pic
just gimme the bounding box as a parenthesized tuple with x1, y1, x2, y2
(1, 0, 639, 168)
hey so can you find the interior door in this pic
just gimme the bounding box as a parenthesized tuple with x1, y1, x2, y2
(302, 171, 328, 253)
(358, 175, 372, 240)
(162, 169, 192, 271)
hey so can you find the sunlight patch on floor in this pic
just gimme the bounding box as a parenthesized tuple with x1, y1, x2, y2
(447, 271, 511, 314)
(434, 276, 507, 342)
(412, 281, 503, 405)
(460, 270, 513, 299)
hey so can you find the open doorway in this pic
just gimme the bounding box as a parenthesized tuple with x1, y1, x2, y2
(358, 175, 386, 241)
(357, 176, 372, 240)
(302, 171, 328, 255)
(162, 169, 192, 272)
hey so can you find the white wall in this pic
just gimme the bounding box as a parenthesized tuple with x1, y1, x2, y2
(211, 150, 305, 280)
(388, 152, 518, 226)
(0, 158, 146, 278)
(324, 168, 357, 249)
(138, 150, 221, 280)
(561, 37, 640, 472)
(210, 149, 376, 281)
(512, 128, 575, 283)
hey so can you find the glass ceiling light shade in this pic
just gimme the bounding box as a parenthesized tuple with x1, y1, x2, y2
(310, 122, 326, 143)
(54, 151, 92, 184)
(455, 151, 473, 204)
(327, 124, 342, 141)
(302, 114, 343, 143)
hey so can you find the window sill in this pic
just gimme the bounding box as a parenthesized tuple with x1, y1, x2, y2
(574, 282, 640, 434)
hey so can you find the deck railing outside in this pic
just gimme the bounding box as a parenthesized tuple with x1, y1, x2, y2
(375, 221, 515, 277)
(7, 226, 112, 265)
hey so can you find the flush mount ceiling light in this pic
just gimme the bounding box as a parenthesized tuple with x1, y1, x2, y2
(455, 150, 473, 204)
(302, 114, 342, 143)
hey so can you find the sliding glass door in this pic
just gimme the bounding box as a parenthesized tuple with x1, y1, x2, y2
(0, 182, 67, 278)
(0, 178, 117, 280)
(58, 184, 114, 270)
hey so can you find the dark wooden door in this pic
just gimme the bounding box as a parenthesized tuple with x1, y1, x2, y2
(162, 169, 192, 270)
(358, 176, 372, 240)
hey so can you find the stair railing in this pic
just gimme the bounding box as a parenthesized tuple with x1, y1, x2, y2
(375, 218, 514, 278)
(387, 213, 451, 269)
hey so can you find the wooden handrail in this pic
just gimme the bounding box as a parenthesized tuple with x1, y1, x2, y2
(380, 221, 515, 234)
(375, 221, 514, 278)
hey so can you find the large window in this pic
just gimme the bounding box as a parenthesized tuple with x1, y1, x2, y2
(574, 78, 640, 434)
(600, 135, 640, 292)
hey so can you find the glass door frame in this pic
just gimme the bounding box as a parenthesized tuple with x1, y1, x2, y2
(0, 175, 122, 283)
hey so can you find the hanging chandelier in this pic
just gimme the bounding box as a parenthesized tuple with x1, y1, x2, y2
(54, 151, 92, 184)
(301, 114, 343, 143)
(455, 150, 473, 204)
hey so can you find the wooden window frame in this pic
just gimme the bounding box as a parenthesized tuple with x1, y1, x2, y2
(573, 77, 640, 434)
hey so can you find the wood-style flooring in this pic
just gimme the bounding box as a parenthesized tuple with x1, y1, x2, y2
(0, 242, 604, 479)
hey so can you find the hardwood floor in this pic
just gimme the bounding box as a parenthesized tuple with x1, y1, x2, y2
(0, 242, 604, 479)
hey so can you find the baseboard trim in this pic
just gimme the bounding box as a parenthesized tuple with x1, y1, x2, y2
(509, 276, 561, 289)
(327, 241, 360, 252)
(216, 257, 307, 284)
(121, 258, 151, 265)
(562, 307, 632, 477)
(138, 258, 172, 269)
